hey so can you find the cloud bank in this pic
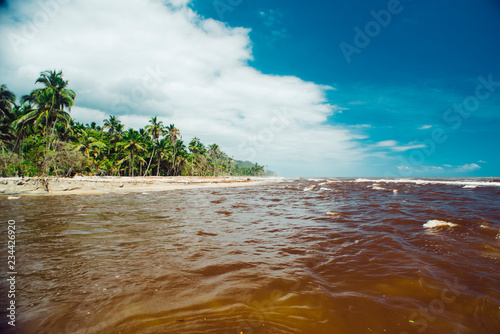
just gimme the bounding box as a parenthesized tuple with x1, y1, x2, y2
(0, 0, 368, 176)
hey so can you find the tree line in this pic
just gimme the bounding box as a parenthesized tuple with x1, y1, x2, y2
(0, 70, 267, 177)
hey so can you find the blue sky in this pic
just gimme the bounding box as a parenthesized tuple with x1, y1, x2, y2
(192, 0, 500, 177)
(0, 0, 499, 176)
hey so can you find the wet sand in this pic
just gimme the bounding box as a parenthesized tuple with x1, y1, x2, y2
(0, 176, 269, 196)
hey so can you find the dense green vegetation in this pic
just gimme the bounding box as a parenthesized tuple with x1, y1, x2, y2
(0, 70, 268, 177)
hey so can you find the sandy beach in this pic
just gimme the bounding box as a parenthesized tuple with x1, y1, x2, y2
(0, 176, 270, 196)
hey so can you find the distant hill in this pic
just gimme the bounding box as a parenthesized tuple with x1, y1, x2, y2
(234, 160, 277, 177)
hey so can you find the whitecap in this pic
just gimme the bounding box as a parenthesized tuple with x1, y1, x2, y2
(355, 178, 372, 183)
(320, 187, 333, 191)
(463, 185, 477, 189)
(372, 186, 387, 191)
(8, 196, 20, 200)
(355, 178, 499, 188)
(423, 220, 457, 228)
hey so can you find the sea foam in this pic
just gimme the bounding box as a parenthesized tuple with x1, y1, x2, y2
(355, 178, 500, 188)
(423, 220, 457, 228)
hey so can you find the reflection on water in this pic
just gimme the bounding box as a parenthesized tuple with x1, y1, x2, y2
(1, 178, 500, 333)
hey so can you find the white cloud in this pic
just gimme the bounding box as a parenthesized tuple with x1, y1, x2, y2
(419, 166, 443, 172)
(376, 140, 398, 147)
(259, 9, 283, 27)
(418, 125, 433, 130)
(456, 163, 481, 172)
(438, 163, 482, 173)
(397, 165, 410, 172)
(168, 0, 191, 7)
(350, 124, 372, 129)
(348, 101, 366, 105)
(375, 140, 426, 152)
(0, 0, 365, 176)
(71, 106, 107, 126)
(390, 144, 427, 152)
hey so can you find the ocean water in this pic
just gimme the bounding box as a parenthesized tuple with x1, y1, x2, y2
(1, 178, 499, 334)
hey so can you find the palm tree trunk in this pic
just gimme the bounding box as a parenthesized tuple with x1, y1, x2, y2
(130, 152, 134, 177)
(156, 152, 162, 176)
(7, 135, 21, 165)
(49, 121, 57, 151)
(172, 148, 176, 176)
(144, 147, 155, 176)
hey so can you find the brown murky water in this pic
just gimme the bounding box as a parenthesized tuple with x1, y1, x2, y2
(1, 178, 500, 334)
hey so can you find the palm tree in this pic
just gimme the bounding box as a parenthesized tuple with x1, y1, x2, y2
(144, 116, 165, 176)
(166, 124, 181, 175)
(226, 157, 235, 176)
(209, 143, 221, 176)
(74, 129, 106, 173)
(174, 146, 188, 176)
(103, 116, 123, 155)
(0, 85, 17, 154)
(121, 129, 145, 177)
(8, 104, 34, 159)
(154, 138, 171, 176)
(103, 115, 120, 134)
(0, 84, 16, 117)
(89, 121, 101, 131)
(35, 70, 76, 112)
(17, 70, 75, 152)
(188, 137, 201, 176)
(173, 140, 187, 175)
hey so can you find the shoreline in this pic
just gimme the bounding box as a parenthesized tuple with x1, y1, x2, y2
(0, 176, 272, 196)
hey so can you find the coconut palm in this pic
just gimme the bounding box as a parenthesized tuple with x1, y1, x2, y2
(0, 85, 17, 153)
(18, 70, 75, 151)
(144, 116, 165, 176)
(209, 143, 221, 176)
(166, 124, 180, 143)
(0, 84, 16, 117)
(103, 116, 124, 155)
(35, 70, 76, 113)
(74, 129, 106, 173)
(173, 140, 187, 175)
(8, 104, 35, 158)
(188, 137, 201, 176)
(121, 129, 145, 177)
(103, 115, 121, 134)
(154, 138, 172, 176)
(166, 124, 181, 174)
